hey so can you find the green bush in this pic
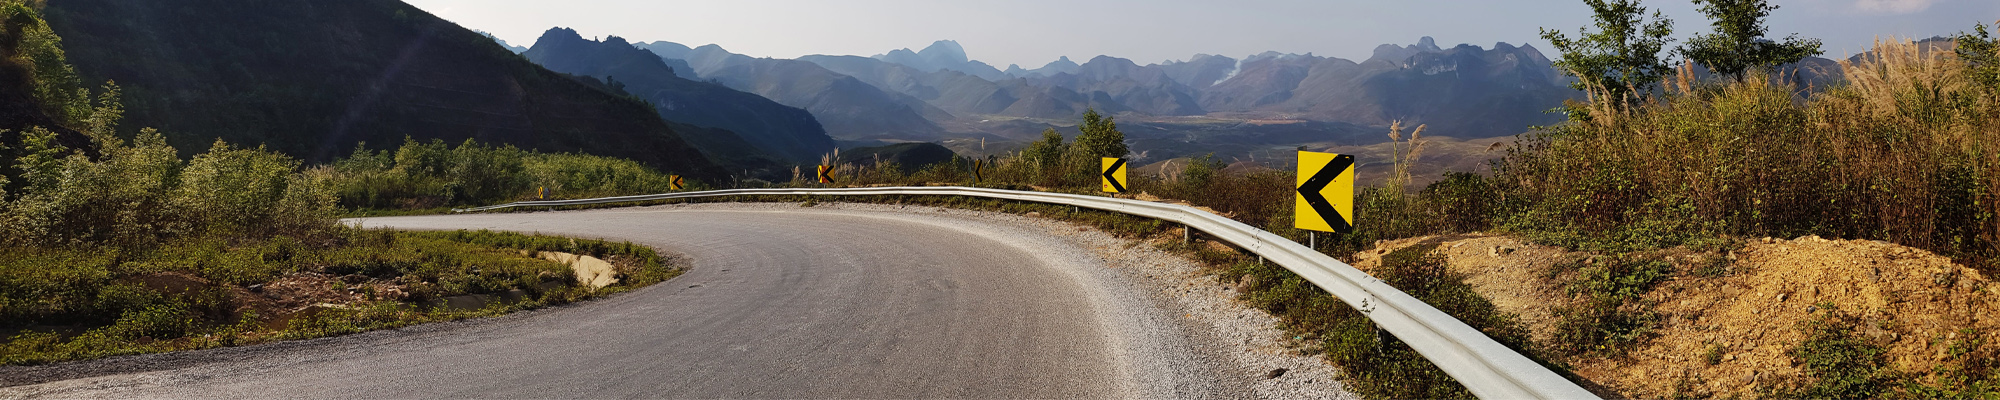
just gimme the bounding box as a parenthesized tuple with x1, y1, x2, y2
(325, 138, 685, 211)
(1550, 256, 1671, 357)
(1780, 304, 1891, 398)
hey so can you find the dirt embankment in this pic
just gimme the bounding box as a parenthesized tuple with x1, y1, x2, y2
(1357, 234, 1999, 398)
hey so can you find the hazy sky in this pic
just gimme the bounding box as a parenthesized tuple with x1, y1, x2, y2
(408, 0, 1997, 68)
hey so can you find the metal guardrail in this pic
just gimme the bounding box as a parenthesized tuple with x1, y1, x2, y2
(455, 187, 1598, 399)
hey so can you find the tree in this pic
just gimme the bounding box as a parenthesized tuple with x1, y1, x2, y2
(1022, 127, 1066, 169)
(1680, 0, 1823, 81)
(1957, 22, 1999, 99)
(1540, 0, 1676, 111)
(1070, 108, 1127, 158)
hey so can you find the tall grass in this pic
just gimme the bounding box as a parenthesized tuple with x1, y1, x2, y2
(1495, 36, 2000, 268)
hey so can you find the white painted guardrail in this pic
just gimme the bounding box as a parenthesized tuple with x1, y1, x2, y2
(455, 187, 1598, 399)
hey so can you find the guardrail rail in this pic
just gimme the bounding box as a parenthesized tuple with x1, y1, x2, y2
(455, 187, 1598, 399)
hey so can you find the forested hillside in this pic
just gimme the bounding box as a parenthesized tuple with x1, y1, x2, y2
(41, 0, 723, 178)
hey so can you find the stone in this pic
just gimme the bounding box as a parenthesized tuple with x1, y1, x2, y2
(1236, 274, 1262, 293)
(1266, 368, 1288, 379)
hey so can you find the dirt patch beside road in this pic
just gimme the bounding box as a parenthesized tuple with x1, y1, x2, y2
(539, 251, 619, 289)
(1360, 234, 2000, 398)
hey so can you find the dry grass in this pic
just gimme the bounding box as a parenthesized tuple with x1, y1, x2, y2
(1498, 36, 2000, 266)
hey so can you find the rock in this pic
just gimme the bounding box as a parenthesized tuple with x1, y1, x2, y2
(1777, 293, 1787, 302)
(1761, 237, 1775, 244)
(1489, 246, 1515, 257)
(1236, 274, 1262, 293)
(1266, 368, 1288, 379)
(1025, 212, 1041, 218)
(247, 284, 264, 293)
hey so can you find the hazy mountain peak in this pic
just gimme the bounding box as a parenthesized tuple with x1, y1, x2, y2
(635, 41, 693, 60)
(536, 27, 586, 47)
(870, 40, 1007, 80)
(603, 35, 630, 47)
(1369, 37, 1456, 64)
(918, 40, 969, 64)
(1007, 55, 1082, 78)
(873, 47, 927, 69)
(693, 43, 731, 53)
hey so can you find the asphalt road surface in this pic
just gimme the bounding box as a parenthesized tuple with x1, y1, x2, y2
(1, 203, 1264, 398)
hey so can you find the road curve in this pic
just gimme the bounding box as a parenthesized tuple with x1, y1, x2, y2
(2, 203, 1264, 398)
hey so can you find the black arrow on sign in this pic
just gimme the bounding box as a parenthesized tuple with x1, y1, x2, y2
(1101, 158, 1127, 193)
(1297, 154, 1354, 233)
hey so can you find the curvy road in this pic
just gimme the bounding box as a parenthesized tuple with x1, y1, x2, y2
(1, 204, 1266, 398)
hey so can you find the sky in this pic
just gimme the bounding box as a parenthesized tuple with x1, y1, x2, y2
(407, 0, 1998, 68)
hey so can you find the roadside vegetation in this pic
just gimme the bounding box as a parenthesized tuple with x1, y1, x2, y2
(324, 138, 697, 215)
(0, 2, 681, 366)
(8, 0, 1997, 395)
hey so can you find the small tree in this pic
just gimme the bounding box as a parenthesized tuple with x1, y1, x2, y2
(1070, 108, 1127, 158)
(1540, 0, 1676, 112)
(1022, 127, 1066, 170)
(1958, 22, 2000, 99)
(1680, 0, 1823, 81)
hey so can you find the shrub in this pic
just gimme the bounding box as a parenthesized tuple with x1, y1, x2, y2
(1780, 304, 1891, 397)
(1550, 256, 1671, 357)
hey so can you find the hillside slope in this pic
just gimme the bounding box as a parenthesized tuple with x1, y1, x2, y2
(523, 28, 829, 164)
(42, 0, 723, 177)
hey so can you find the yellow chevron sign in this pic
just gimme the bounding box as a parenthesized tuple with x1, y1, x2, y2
(669, 175, 684, 191)
(817, 165, 835, 184)
(1100, 158, 1128, 193)
(1295, 151, 1355, 233)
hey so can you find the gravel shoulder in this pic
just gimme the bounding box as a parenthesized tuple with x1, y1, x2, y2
(2, 202, 1357, 399)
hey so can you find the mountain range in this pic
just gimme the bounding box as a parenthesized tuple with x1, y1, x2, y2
(609, 37, 1582, 142)
(523, 28, 832, 165)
